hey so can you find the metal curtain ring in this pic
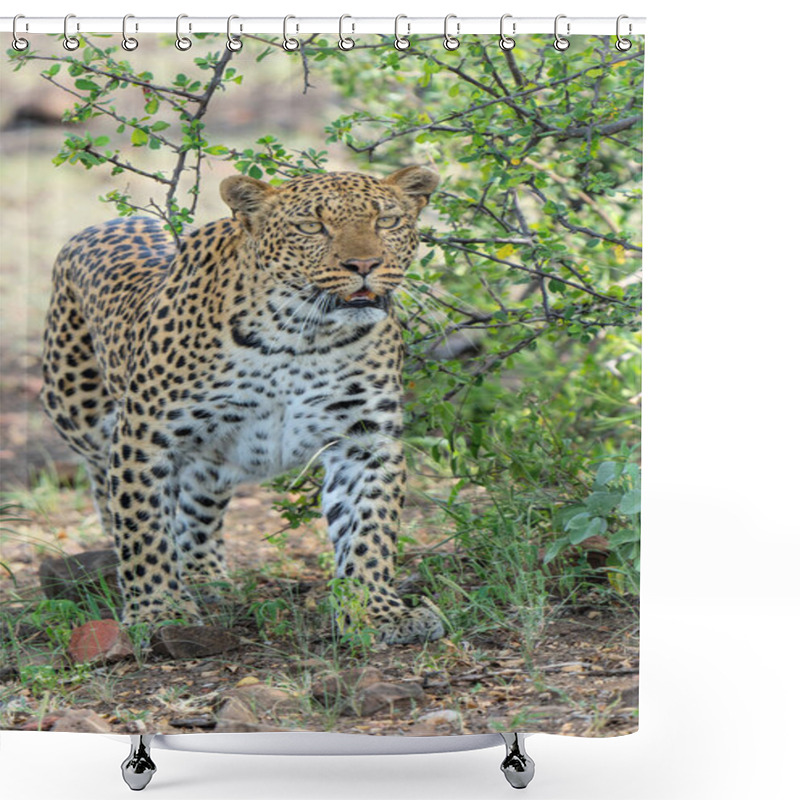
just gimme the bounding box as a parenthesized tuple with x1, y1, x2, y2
(12, 14, 29, 51)
(175, 14, 192, 51)
(553, 14, 570, 51)
(394, 15, 410, 51)
(338, 15, 355, 51)
(499, 14, 515, 51)
(282, 15, 300, 51)
(121, 14, 138, 51)
(63, 13, 80, 51)
(443, 14, 460, 50)
(226, 15, 243, 51)
(615, 14, 632, 51)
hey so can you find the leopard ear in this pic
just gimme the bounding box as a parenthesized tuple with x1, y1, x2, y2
(383, 166, 440, 209)
(220, 176, 279, 232)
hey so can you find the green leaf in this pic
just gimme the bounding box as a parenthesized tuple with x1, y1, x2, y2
(543, 538, 566, 565)
(618, 490, 641, 515)
(130, 128, 148, 146)
(566, 515, 607, 545)
(74, 78, 100, 92)
(608, 528, 640, 546)
(594, 462, 620, 487)
(585, 491, 621, 516)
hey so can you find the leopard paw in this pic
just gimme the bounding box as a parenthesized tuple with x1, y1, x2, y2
(377, 598, 446, 645)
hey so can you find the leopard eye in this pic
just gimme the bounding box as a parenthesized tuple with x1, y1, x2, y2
(377, 215, 402, 230)
(295, 221, 326, 235)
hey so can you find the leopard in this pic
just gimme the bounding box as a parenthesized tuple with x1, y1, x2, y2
(40, 165, 445, 645)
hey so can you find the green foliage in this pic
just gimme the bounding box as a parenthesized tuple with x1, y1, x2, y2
(544, 454, 641, 594)
(327, 578, 380, 657)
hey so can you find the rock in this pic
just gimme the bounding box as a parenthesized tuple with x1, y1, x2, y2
(311, 666, 382, 703)
(39, 550, 120, 608)
(68, 619, 135, 665)
(409, 709, 464, 736)
(19, 711, 67, 731)
(216, 697, 258, 726)
(169, 716, 216, 729)
(219, 683, 302, 718)
(50, 709, 112, 733)
(353, 681, 426, 717)
(150, 625, 240, 660)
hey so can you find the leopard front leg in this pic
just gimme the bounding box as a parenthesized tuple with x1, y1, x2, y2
(108, 419, 202, 626)
(320, 435, 445, 645)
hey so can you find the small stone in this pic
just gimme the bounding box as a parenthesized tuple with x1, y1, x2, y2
(19, 711, 67, 731)
(219, 684, 302, 718)
(39, 550, 120, 608)
(409, 709, 464, 736)
(353, 681, 425, 717)
(216, 697, 258, 725)
(68, 619, 135, 665)
(50, 709, 112, 733)
(150, 625, 240, 660)
(311, 666, 382, 703)
(168, 716, 216, 729)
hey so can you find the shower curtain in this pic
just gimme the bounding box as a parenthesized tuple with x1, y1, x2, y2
(0, 26, 642, 743)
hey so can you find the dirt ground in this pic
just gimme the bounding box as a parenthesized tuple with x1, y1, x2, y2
(0, 477, 638, 737)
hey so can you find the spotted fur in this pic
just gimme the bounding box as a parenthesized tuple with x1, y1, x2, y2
(41, 167, 444, 645)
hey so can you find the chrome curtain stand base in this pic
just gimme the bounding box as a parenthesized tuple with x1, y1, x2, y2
(120, 732, 534, 790)
(121, 735, 157, 791)
(500, 733, 535, 789)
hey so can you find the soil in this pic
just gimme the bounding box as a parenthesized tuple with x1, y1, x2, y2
(1, 469, 638, 738)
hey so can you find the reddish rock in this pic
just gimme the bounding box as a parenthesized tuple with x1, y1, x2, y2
(218, 684, 302, 719)
(311, 666, 382, 703)
(409, 709, 464, 736)
(353, 681, 426, 716)
(19, 711, 67, 731)
(67, 619, 135, 665)
(50, 709, 112, 733)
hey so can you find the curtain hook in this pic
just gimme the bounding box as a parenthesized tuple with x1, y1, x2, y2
(443, 14, 460, 51)
(394, 15, 411, 51)
(121, 14, 138, 51)
(63, 13, 80, 51)
(282, 15, 300, 51)
(499, 14, 515, 51)
(615, 14, 632, 51)
(553, 14, 570, 51)
(175, 14, 192, 51)
(338, 15, 355, 51)
(226, 15, 243, 51)
(12, 14, 29, 51)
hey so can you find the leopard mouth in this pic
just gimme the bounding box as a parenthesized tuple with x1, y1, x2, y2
(334, 289, 390, 310)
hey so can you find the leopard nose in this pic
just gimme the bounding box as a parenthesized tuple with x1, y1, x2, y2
(342, 258, 383, 275)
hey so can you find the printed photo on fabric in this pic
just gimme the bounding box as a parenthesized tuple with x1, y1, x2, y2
(0, 32, 643, 738)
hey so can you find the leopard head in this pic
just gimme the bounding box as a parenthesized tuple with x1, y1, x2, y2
(220, 167, 439, 326)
